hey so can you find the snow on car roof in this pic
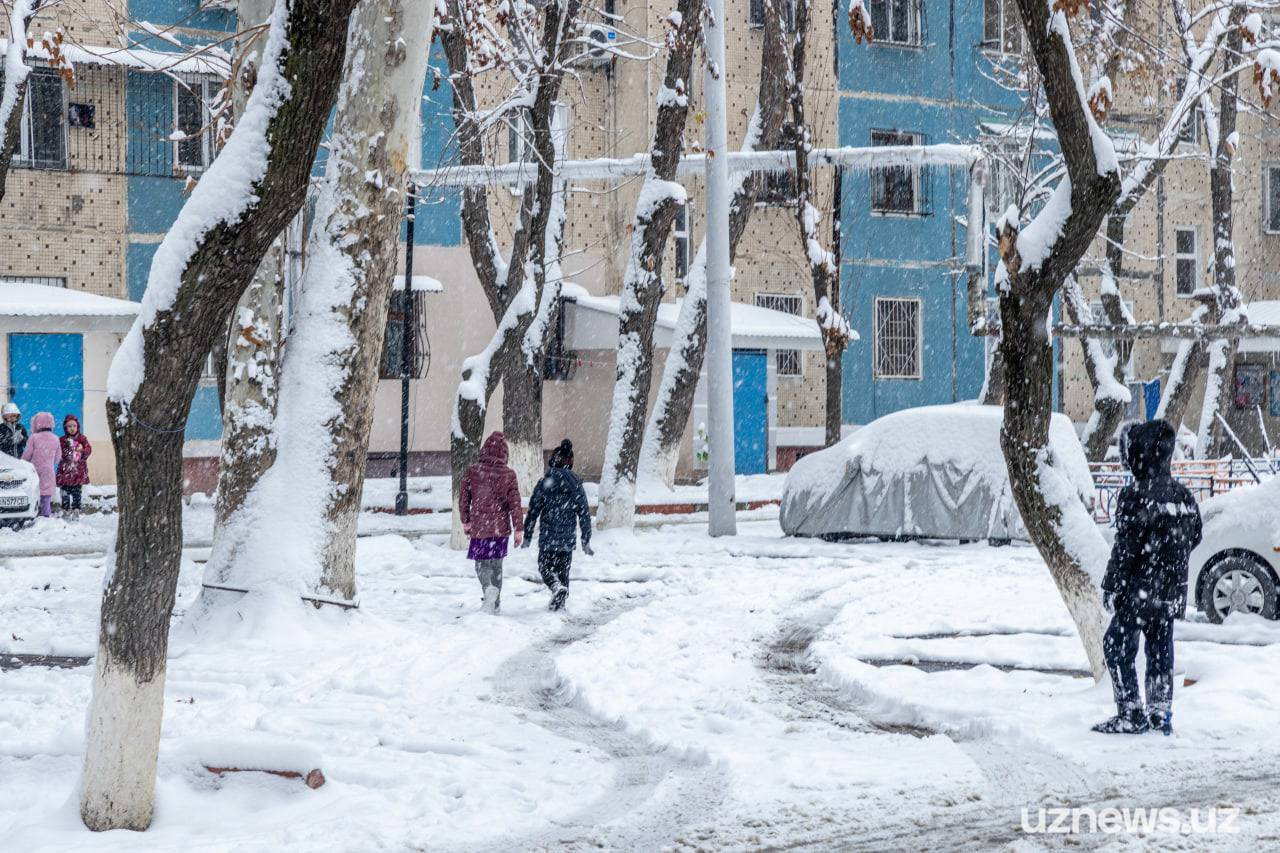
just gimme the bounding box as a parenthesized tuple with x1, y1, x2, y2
(0, 283, 141, 318)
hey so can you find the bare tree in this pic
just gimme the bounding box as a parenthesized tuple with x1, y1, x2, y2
(998, 0, 1121, 679)
(80, 0, 359, 831)
(640, 0, 791, 486)
(443, 0, 578, 542)
(595, 0, 700, 530)
(0, 0, 45, 201)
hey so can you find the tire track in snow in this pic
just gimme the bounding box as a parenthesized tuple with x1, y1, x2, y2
(466, 591, 728, 853)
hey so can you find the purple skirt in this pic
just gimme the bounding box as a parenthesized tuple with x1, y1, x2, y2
(467, 536, 509, 561)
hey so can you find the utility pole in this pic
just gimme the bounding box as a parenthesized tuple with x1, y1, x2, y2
(396, 183, 416, 516)
(703, 0, 736, 536)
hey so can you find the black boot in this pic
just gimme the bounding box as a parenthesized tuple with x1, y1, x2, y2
(1092, 709, 1150, 734)
(548, 584, 568, 611)
(1148, 710, 1172, 736)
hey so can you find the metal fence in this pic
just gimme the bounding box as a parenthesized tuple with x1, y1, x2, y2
(1090, 459, 1276, 525)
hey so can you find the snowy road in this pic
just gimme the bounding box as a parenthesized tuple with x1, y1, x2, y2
(3, 520, 1280, 849)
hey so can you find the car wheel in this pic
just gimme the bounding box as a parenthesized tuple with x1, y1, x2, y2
(1202, 556, 1278, 624)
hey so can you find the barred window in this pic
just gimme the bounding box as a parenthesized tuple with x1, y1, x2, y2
(874, 297, 922, 380)
(870, 129, 925, 215)
(6, 68, 67, 170)
(381, 290, 431, 379)
(755, 293, 803, 377)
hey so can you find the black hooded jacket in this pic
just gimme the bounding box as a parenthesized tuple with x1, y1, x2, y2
(1102, 420, 1203, 612)
(524, 465, 591, 553)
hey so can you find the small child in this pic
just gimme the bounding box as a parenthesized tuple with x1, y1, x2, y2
(0, 402, 27, 458)
(458, 431, 524, 614)
(57, 415, 91, 517)
(21, 412, 59, 518)
(522, 439, 592, 611)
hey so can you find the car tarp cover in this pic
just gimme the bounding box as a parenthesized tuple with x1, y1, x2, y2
(779, 404, 1094, 540)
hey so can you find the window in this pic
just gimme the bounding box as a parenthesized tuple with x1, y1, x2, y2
(1174, 77, 1202, 145)
(874, 297, 922, 379)
(869, 0, 922, 46)
(1175, 227, 1199, 296)
(756, 123, 801, 206)
(506, 104, 568, 194)
(174, 77, 218, 170)
(380, 290, 430, 379)
(755, 293, 803, 377)
(543, 297, 576, 381)
(870, 129, 925, 215)
(0, 275, 65, 288)
(8, 68, 67, 170)
(1265, 165, 1280, 234)
(982, 0, 1024, 55)
(1234, 364, 1265, 410)
(674, 202, 691, 288)
(985, 140, 1023, 218)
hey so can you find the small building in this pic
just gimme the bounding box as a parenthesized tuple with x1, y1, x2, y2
(0, 283, 138, 484)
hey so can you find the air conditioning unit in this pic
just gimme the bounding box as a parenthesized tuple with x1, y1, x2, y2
(581, 24, 616, 68)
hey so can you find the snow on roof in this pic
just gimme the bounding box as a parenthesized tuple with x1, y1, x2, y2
(0, 38, 231, 77)
(408, 275, 443, 293)
(562, 282, 823, 350)
(1238, 301, 1280, 353)
(0, 283, 140, 318)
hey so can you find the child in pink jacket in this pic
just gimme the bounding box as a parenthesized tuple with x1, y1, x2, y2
(22, 412, 59, 517)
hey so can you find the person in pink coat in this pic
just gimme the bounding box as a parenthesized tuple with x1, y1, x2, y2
(22, 411, 59, 517)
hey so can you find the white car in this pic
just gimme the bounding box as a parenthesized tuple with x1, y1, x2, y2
(0, 453, 40, 528)
(1189, 480, 1280, 623)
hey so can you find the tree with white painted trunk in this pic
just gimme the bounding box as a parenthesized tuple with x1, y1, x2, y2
(998, 0, 1121, 680)
(441, 0, 578, 546)
(79, 0, 358, 831)
(204, 0, 434, 600)
(595, 0, 700, 531)
(640, 0, 791, 487)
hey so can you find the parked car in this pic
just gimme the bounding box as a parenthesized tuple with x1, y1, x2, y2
(780, 403, 1094, 542)
(1189, 481, 1280, 623)
(0, 453, 40, 528)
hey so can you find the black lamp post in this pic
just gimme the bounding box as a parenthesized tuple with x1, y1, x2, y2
(395, 183, 417, 516)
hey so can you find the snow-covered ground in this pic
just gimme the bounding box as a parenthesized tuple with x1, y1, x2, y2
(4, 519, 1280, 849)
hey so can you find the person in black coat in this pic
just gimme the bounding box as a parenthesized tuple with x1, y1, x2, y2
(0, 403, 27, 458)
(522, 439, 592, 611)
(1093, 419, 1202, 735)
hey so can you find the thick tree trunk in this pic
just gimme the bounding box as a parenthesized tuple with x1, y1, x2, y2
(80, 0, 357, 831)
(1158, 333, 1206, 431)
(999, 0, 1122, 681)
(596, 0, 700, 529)
(1064, 271, 1129, 461)
(1196, 19, 1245, 459)
(209, 0, 434, 599)
(641, 1, 790, 485)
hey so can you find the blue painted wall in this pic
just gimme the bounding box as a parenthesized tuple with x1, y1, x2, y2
(414, 40, 461, 247)
(837, 0, 1028, 424)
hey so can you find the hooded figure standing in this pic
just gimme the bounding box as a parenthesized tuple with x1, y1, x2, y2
(21, 412, 59, 518)
(57, 414, 91, 516)
(0, 403, 27, 458)
(522, 439, 592, 611)
(1094, 419, 1202, 735)
(458, 431, 524, 613)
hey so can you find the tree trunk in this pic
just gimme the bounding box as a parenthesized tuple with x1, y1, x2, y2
(1157, 331, 1206, 430)
(80, 0, 357, 831)
(210, 0, 286, 547)
(444, 0, 580, 546)
(999, 0, 1122, 681)
(1196, 17, 1245, 459)
(641, 0, 791, 485)
(596, 0, 700, 529)
(208, 0, 434, 599)
(0, 1, 42, 204)
(1063, 271, 1129, 461)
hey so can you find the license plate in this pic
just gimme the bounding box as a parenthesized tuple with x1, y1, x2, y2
(0, 496, 27, 508)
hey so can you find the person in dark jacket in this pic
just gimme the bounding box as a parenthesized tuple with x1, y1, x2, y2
(0, 403, 27, 458)
(1093, 419, 1202, 735)
(57, 414, 91, 516)
(522, 439, 592, 611)
(458, 431, 524, 613)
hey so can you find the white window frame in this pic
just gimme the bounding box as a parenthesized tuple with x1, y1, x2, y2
(1264, 164, 1280, 235)
(507, 102, 569, 196)
(870, 129, 924, 216)
(868, 0, 922, 47)
(173, 75, 217, 172)
(1174, 226, 1200, 297)
(754, 293, 804, 378)
(674, 199, 693, 287)
(1174, 77, 1203, 146)
(982, 0, 1025, 56)
(983, 138, 1023, 218)
(873, 296, 923, 380)
(14, 68, 67, 169)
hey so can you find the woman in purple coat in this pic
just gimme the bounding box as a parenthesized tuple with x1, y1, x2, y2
(22, 412, 59, 518)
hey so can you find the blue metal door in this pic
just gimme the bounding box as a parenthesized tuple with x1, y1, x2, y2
(732, 349, 768, 475)
(8, 334, 83, 426)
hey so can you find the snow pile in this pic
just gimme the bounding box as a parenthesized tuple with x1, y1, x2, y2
(781, 404, 1094, 541)
(0, 283, 139, 318)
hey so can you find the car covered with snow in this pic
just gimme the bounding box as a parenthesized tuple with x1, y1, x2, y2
(0, 453, 40, 528)
(1188, 479, 1280, 623)
(780, 403, 1094, 542)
